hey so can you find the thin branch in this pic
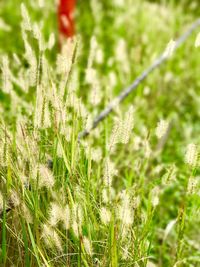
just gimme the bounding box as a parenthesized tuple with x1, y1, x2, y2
(78, 18, 200, 140)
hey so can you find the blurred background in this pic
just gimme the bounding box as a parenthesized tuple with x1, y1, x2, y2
(0, 0, 199, 141)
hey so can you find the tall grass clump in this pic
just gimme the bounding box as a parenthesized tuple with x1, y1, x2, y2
(0, 1, 200, 266)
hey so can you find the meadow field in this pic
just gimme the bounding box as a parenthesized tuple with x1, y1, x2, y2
(0, 0, 200, 266)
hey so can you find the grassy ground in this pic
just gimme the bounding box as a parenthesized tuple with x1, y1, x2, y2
(0, 0, 200, 266)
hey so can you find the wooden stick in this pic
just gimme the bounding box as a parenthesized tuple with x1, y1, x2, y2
(78, 18, 200, 140)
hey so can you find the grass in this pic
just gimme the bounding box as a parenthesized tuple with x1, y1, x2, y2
(0, 0, 200, 266)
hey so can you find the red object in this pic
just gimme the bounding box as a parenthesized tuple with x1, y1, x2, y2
(58, 0, 76, 38)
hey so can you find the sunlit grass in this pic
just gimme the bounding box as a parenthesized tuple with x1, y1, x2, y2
(0, 1, 200, 266)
